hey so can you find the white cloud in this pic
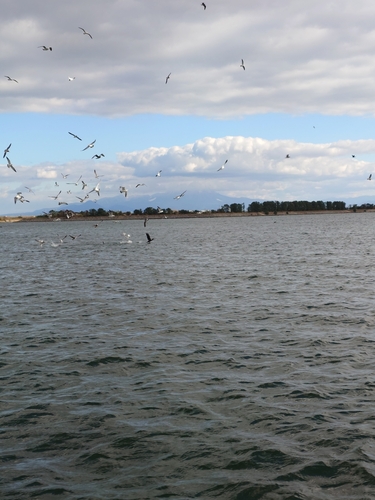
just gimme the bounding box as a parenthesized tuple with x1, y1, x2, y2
(2, 1, 375, 117)
(2, 134, 375, 214)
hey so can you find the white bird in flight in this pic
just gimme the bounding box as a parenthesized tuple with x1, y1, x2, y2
(240, 59, 245, 70)
(25, 186, 35, 194)
(217, 159, 228, 171)
(38, 45, 52, 51)
(119, 186, 128, 197)
(4, 76, 18, 83)
(14, 192, 29, 204)
(67, 175, 82, 186)
(82, 140, 96, 151)
(79, 27, 92, 39)
(89, 183, 100, 196)
(49, 191, 61, 200)
(94, 169, 103, 178)
(174, 190, 186, 199)
(68, 77, 75, 81)
(6, 157, 16, 172)
(156, 170, 162, 177)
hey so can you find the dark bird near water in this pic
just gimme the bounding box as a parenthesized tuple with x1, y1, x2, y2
(165, 73, 171, 84)
(38, 45, 52, 51)
(68, 132, 82, 141)
(3, 143, 11, 158)
(4, 76, 18, 83)
(240, 59, 245, 70)
(144, 217, 148, 227)
(79, 27, 92, 39)
(146, 233, 154, 243)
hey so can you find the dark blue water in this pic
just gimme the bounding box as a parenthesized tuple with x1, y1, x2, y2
(2, 214, 375, 499)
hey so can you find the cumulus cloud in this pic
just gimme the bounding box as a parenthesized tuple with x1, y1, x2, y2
(2, 1, 375, 117)
(2, 134, 375, 213)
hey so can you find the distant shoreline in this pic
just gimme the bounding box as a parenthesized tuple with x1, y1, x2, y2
(1, 209, 374, 223)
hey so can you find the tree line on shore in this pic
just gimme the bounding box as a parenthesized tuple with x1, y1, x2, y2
(37, 199, 375, 219)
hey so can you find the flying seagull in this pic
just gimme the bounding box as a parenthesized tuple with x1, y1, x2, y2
(68, 77, 75, 81)
(61, 173, 69, 179)
(156, 170, 162, 177)
(58, 201, 68, 206)
(4, 76, 18, 83)
(92, 153, 105, 159)
(69, 234, 81, 240)
(217, 159, 228, 171)
(146, 233, 154, 243)
(135, 183, 146, 187)
(3, 143, 11, 158)
(201, 2, 207, 9)
(49, 191, 61, 200)
(79, 27, 92, 39)
(285, 154, 290, 158)
(165, 73, 171, 84)
(174, 190, 186, 199)
(119, 186, 128, 197)
(144, 217, 148, 227)
(6, 157, 16, 172)
(67, 175, 82, 186)
(89, 182, 100, 196)
(68, 132, 82, 141)
(24, 186, 35, 194)
(82, 139, 96, 151)
(94, 169, 103, 178)
(81, 180, 87, 190)
(240, 59, 245, 70)
(38, 45, 52, 51)
(76, 195, 89, 203)
(368, 174, 372, 180)
(14, 192, 29, 204)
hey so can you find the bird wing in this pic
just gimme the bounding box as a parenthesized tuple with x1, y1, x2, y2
(146, 233, 151, 242)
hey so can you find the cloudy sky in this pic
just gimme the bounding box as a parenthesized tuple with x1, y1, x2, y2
(2, 0, 375, 214)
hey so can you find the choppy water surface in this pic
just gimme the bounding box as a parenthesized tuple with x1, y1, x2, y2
(2, 213, 375, 499)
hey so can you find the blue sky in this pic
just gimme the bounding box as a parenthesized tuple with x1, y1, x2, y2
(2, 0, 375, 214)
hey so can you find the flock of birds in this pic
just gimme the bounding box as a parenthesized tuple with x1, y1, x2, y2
(2, 4, 235, 246)
(3, 3, 369, 246)
(3, 2, 245, 221)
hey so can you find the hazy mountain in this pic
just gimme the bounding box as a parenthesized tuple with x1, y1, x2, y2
(27, 191, 254, 216)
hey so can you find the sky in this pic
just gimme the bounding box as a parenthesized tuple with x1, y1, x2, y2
(2, 0, 375, 214)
